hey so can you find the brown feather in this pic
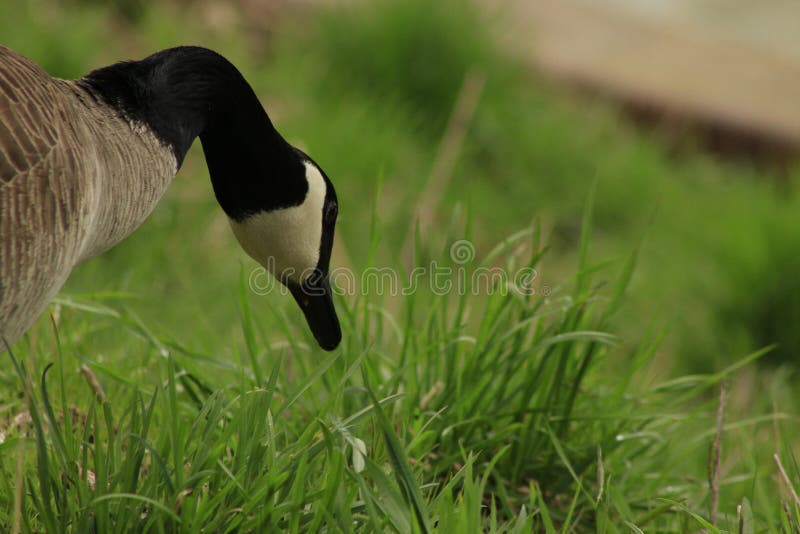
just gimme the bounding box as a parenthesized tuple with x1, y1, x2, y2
(0, 45, 176, 345)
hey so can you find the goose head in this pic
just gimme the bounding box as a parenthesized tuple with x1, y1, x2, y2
(227, 150, 341, 351)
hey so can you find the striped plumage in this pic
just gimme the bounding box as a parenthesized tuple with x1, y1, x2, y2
(0, 45, 176, 343)
(0, 45, 341, 350)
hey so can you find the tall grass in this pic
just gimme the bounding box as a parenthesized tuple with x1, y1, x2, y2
(4, 201, 797, 531)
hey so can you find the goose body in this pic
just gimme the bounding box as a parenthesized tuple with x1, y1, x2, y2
(0, 45, 341, 350)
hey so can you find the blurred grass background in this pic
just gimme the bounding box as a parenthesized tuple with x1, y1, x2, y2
(7, 0, 800, 373)
(2, 0, 800, 530)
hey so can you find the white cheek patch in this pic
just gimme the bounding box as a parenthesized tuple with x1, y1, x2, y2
(230, 162, 326, 283)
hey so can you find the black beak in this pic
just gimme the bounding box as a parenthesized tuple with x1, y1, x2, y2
(288, 275, 341, 351)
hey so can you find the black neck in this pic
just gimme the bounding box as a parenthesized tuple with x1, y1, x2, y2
(80, 46, 307, 220)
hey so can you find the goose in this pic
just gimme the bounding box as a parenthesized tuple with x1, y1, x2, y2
(0, 45, 342, 351)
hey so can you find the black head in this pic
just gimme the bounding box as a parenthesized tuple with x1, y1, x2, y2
(227, 150, 341, 351)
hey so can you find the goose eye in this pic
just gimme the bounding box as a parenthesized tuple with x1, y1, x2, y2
(324, 202, 338, 224)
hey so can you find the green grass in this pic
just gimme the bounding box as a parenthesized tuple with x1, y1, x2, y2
(2, 0, 800, 530)
(6, 212, 795, 531)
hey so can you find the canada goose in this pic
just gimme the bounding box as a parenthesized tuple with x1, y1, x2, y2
(0, 45, 341, 351)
